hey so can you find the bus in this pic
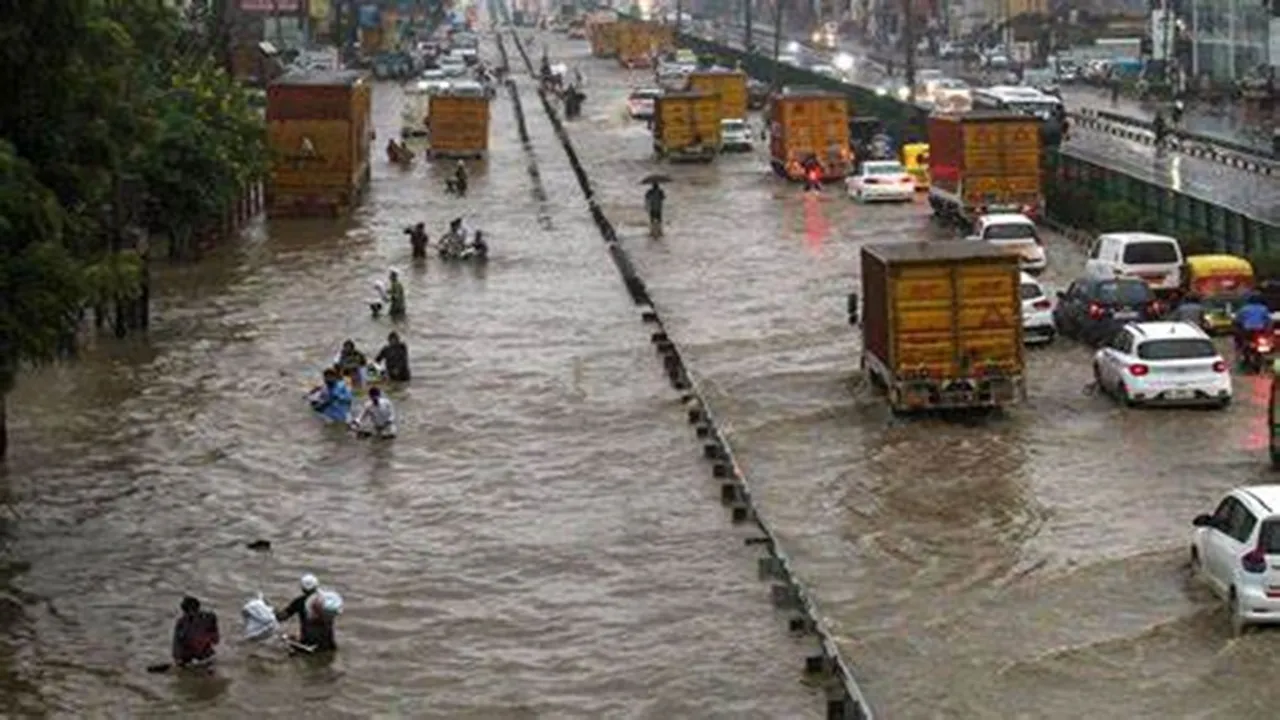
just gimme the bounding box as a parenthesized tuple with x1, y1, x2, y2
(971, 85, 1062, 120)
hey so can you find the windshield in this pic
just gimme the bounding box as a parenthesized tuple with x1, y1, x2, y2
(936, 79, 968, 89)
(1123, 241, 1179, 264)
(985, 223, 1037, 242)
(1136, 338, 1217, 361)
(630, 91, 659, 100)
(1095, 281, 1153, 304)
(1019, 283, 1043, 300)
(1009, 101, 1059, 118)
(1260, 521, 1280, 553)
(866, 163, 905, 175)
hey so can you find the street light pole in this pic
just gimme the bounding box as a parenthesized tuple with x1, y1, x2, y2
(903, 0, 916, 103)
(771, 0, 783, 92)
(745, 0, 754, 50)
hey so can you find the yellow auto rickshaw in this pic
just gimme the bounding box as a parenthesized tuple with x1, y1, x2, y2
(1183, 254, 1255, 334)
(901, 142, 929, 191)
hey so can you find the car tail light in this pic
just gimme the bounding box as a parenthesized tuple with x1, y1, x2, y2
(1257, 338, 1274, 353)
(900, 176, 913, 184)
(1212, 360, 1227, 373)
(1242, 547, 1268, 573)
(1032, 299, 1051, 310)
(1087, 302, 1104, 320)
(1128, 363, 1149, 376)
(807, 167, 821, 182)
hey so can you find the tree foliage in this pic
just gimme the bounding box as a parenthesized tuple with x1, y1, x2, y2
(0, 0, 266, 447)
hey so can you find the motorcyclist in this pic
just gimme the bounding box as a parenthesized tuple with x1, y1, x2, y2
(1171, 97, 1185, 125)
(171, 596, 220, 668)
(1169, 292, 1206, 329)
(275, 574, 338, 652)
(1234, 292, 1273, 357)
(441, 218, 467, 257)
(644, 182, 665, 232)
(352, 386, 397, 439)
(801, 154, 823, 191)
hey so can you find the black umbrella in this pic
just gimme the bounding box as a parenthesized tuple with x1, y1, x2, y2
(639, 174, 673, 185)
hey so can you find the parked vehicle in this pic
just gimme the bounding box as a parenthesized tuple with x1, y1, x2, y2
(847, 241, 1025, 413)
(1083, 232, 1185, 299)
(1053, 277, 1163, 345)
(1093, 321, 1231, 407)
(1190, 485, 1280, 634)
(1020, 272, 1055, 344)
(966, 213, 1046, 273)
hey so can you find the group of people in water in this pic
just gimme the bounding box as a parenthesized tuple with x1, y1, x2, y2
(171, 574, 341, 669)
(309, 331, 411, 439)
(405, 217, 488, 261)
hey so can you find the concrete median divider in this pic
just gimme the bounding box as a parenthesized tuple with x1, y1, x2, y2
(508, 27, 873, 720)
(492, 32, 552, 228)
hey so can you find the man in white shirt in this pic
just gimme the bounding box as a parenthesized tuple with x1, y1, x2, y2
(352, 387, 396, 439)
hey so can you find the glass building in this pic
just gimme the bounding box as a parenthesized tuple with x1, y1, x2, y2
(1189, 0, 1273, 80)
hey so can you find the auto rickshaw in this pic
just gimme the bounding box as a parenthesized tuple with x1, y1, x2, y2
(1183, 254, 1255, 334)
(902, 142, 930, 191)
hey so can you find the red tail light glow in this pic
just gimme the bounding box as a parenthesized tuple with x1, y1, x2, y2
(1128, 363, 1149, 376)
(1256, 338, 1273, 353)
(1212, 360, 1227, 373)
(900, 176, 914, 184)
(1087, 302, 1104, 320)
(1148, 300, 1164, 316)
(1242, 547, 1267, 573)
(1032, 299, 1051, 310)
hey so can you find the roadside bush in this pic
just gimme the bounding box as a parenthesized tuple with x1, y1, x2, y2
(1093, 200, 1146, 233)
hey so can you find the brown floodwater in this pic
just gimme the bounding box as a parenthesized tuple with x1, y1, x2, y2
(533, 29, 1280, 718)
(0, 39, 824, 718)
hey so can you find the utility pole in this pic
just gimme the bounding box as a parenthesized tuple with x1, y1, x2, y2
(675, 0, 683, 35)
(902, 0, 916, 103)
(745, 0, 754, 51)
(771, 0, 783, 92)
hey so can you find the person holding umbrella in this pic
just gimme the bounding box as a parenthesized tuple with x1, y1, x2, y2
(641, 174, 670, 238)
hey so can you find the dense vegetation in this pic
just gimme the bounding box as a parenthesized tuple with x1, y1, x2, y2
(0, 0, 268, 457)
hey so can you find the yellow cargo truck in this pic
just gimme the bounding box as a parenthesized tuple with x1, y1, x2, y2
(849, 241, 1025, 413)
(767, 88, 851, 180)
(587, 15, 618, 57)
(686, 69, 748, 121)
(652, 91, 721, 162)
(427, 87, 490, 158)
(925, 111, 1042, 225)
(615, 21, 673, 68)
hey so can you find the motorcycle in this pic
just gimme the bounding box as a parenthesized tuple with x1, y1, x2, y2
(803, 165, 823, 192)
(1240, 330, 1274, 374)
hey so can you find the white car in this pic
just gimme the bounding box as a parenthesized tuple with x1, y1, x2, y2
(1191, 485, 1280, 635)
(720, 118, 752, 151)
(968, 213, 1046, 273)
(846, 161, 915, 202)
(1020, 272, 1055, 344)
(810, 64, 841, 79)
(1092, 321, 1231, 408)
(627, 88, 661, 119)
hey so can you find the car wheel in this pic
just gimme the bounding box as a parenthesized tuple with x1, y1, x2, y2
(1217, 397, 1232, 409)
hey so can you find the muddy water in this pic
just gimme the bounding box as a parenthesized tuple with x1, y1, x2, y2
(0, 41, 823, 718)
(536, 30, 1280, 718)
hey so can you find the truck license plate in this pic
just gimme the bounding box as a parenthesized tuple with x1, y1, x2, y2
(1114, 311, 1138, 320)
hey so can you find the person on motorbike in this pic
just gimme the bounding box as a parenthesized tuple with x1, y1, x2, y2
(801, 154, 823, 191)
(1234, 293, 1274, 358)
(644, 182, 665, 234)
(441, 218, 467, 257)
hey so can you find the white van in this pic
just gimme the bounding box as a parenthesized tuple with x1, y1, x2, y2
(1084, 232, 1184, 295)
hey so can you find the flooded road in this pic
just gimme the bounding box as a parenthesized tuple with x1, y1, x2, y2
(0, 38, 823, 717)
(538, 29, 1280, 718)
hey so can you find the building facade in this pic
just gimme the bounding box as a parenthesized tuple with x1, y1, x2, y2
(1189, 0, 1275, 80)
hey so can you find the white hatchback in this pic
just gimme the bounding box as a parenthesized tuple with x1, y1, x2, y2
(1092, 321, 1231, 408)
(1020, 272, 1054, 344)
(627, 88, 661, 119)
(846, 161, 915, 202)
(968, 213, 1046, 273)
(1191, 485, 1280, 634)
(720, 118, 752, 152)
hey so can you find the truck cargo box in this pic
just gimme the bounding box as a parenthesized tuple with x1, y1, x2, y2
(859, 241, 1025, 412)
(768, 88, 851, 181)
(686, 70, 748, 121)
(267, 70, 372, 216)
(653, 91, 721, 162)
(926, 111, 1041, 221)
(428, 92, 491, 157)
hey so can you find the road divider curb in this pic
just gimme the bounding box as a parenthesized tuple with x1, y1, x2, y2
(508, 27, 873, 720)
(493, 33, 552, 227)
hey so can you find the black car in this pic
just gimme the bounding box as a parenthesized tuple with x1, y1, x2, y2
(1053, 277, 1163, 345)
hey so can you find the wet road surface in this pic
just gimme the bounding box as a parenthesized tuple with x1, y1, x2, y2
(539, 28, 1280, 718)
(700, 23, 1280, 222)
(0, 37, 823, 717)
